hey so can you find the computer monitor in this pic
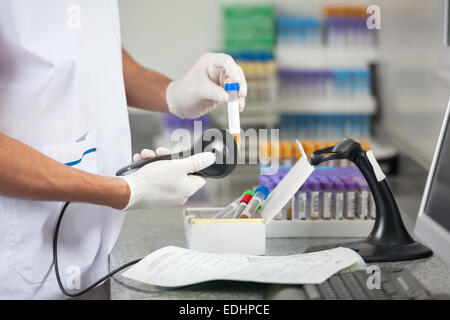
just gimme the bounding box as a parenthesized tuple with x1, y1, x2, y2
(415, 98, 450, 263)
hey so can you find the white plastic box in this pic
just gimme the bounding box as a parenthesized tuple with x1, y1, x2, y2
(183, 207, 266, 255)
(182, 144, 375, 256)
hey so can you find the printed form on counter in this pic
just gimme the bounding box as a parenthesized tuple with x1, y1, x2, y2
(121, 246, 366, 287)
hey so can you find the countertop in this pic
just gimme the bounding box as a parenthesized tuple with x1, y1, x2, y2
(109, 157, 450, 299)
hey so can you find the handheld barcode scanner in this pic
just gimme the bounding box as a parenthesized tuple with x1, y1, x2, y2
(116, 128, 238, 178)
(305, 137, 432, 262)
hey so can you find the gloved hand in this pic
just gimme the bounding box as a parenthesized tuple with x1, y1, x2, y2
(121, 149, 215, 210)
(132, 147, 171, 162)
(166, 52, 247, 119)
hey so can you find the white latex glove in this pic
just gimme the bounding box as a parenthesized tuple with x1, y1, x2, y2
(166, 52, 247, 119)
(132, 147, 171, 162)
(121, 151, 215, 210)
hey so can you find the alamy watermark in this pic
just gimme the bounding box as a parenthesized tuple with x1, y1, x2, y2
(367, 5, 381, 30)
(366, 265, 381, 290)
(66, 4, 81, 30)
(66, 265, 81, 290)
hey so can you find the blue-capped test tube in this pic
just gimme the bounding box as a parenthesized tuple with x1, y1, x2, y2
(225, 82, 241, 148)
(239, 186, 270, 219)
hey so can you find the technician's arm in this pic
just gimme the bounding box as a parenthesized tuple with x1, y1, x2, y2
(0, 133, 215, 211)
(122, 49, 171, 113)
(0, 133, 130, 210)
(122, 49, 247, 119)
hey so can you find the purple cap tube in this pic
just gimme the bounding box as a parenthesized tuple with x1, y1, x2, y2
(309, 179, 321, 191)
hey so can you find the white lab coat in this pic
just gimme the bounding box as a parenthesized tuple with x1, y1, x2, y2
(0, 0, 131, 298)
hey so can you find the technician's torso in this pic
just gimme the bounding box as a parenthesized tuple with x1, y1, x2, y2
(0, 0, 131, 299)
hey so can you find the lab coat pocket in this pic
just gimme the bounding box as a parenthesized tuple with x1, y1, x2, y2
(4, 131, 103, 284)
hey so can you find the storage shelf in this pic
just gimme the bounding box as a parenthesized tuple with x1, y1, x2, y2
(275, 46, 378, 69)
(278, 97, 376, 114)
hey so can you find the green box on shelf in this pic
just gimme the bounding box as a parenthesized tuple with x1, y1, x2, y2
(223, 4, 274, 52)
(224, 4, 273, 19)
(225, 24, 273, 38)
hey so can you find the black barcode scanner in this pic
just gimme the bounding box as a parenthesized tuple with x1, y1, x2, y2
(115, 128, 238, 178)
(305, 137, 432, 262)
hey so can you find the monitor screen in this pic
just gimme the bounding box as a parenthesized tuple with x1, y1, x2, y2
(424, 116, 450, 232)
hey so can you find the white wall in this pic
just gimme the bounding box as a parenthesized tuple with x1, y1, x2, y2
(118, 0, 226, 152)
(377, 0, 450, 166)
(118, 0, 221, 79)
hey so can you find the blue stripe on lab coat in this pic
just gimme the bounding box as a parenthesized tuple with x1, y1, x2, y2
(64, 148, 97, 166)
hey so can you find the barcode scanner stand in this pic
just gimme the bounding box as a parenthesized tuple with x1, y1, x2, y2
(304, 138, 432, 262)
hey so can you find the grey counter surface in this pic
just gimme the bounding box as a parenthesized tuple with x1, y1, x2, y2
(110, 158, 450, 300)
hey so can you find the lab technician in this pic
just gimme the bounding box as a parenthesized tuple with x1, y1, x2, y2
(0, 1, 247, 299)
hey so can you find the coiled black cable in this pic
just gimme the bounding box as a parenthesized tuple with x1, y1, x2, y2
(53, 201, 141, 297)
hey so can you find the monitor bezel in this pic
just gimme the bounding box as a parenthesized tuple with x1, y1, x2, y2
(438, 0, 450, 85)
(414, 98, 450, 263)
